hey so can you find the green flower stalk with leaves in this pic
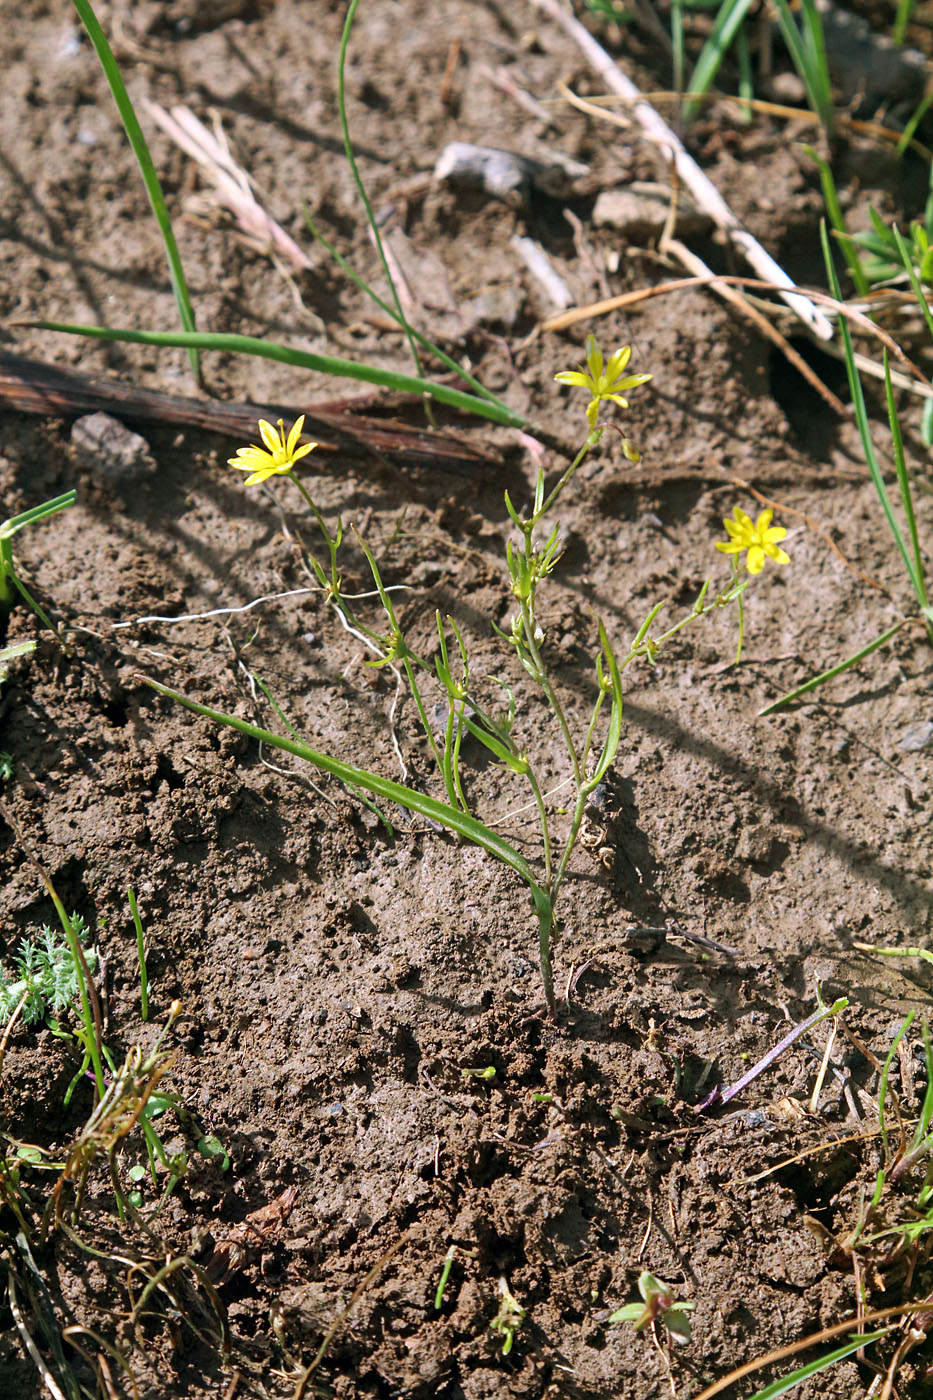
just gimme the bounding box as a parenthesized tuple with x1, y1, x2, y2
(147, 340, 784, 1020)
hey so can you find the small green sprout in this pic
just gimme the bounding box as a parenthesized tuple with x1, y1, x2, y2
(554, 334, 652, 436)
(608, 1270, 694, 1345)
(435, 1245, 457, 1309)
(715, 507, 790, 575)
(0, 491, 76, 629)
(490, 1276, 526, 1355)
(461, 1066, 496, 1081)
(227, 415, 317, 485)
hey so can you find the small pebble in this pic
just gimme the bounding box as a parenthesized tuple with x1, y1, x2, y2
(72, 412, 157, 481)
(898, 721, 933, 752)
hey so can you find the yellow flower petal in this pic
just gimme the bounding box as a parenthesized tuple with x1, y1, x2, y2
(286, 415, 306, 455)
(258, 419, 282, 453)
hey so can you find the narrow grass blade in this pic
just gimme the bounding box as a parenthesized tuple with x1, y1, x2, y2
(746, 1329, 890, 1400)
(1, 491, 77, 538)
(337, 0, 421, 383)
(894, 223, 933, 343)
(821, 223, 924, 601)
(893, 0, 916, 46)
(142, 678, 545, 899)
(804, 147, 870, 295)
(29, 322, 526, 427)
(759, 620, 906, 714)
(683, 0, 756, 124)
(883, 350, 931, 632)
(302, 211, 511, 414)
(772, 0, 834, 137)
(590, 618, 623, 783)
(127, 889, 148, 1022)
(71, 0, 199, 379)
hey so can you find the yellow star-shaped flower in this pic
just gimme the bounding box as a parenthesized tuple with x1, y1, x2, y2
(716, 507, 790, 574)
(555, 334, 652, 430)
(228, 416, 316, 486)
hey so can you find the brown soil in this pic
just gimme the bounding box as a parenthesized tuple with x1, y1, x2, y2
(1, 2, 932, 1397)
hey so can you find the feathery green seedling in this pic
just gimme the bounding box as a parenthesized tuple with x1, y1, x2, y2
(0, 914, 97, 1030)
(763, 223, 933, 714)
(146, 337, 787, 1018)
(0, 491, 76, 633)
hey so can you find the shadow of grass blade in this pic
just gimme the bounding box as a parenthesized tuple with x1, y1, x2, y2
(71, 0, 199, 379)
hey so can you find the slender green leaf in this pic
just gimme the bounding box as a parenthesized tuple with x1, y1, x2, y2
(883, 351, 929, 613)
(303, 210, 511, 413)
(29, 322, 526, 427)
(337, 0, 421, 382)
(142, 678, 546, 899)
(1, 491, 77, 540)
(759, 620, 906, 714)
(746, 1329, 890, 1400)
(804, 146, 869, 295)
(683, 0, 756, 124)
(821, 223, 922, 599)
(71, 0, 199, 378)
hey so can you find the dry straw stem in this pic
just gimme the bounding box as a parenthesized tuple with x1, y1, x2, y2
(530, 0, 833, 339)
(143, 102, 313, 273)
(543, 274, 933, 400)
(575, 88, 933, 162)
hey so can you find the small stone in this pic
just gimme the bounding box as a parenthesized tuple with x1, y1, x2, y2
(593, 183, 710, 240)
(899, 721, 933, 752)
(72, 412, 157, 481)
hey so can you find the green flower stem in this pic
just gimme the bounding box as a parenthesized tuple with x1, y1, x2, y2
(579, 686, 609, 772)
(519, 592, 581, 790)
(624, 578, 746, 669)
(550, 786, 590, 911)
(538, 438, 592, 521)
(525, 764, 553, 887)
(143, 677, 558, 1018)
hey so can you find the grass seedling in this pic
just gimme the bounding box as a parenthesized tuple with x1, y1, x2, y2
(490, 1276, 525, 1356)
(128, 887, 149, 1022)
(0, 491, 76, 634)
(70, 0, 199, 377)
(435, 1245, 458, 1309)
(680, 0, 756, 126)
(771, 0, 835, 141)
(144, 337, 786, 1019)
(762, 223, 933, 715)
(35, 4, 522, 431)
